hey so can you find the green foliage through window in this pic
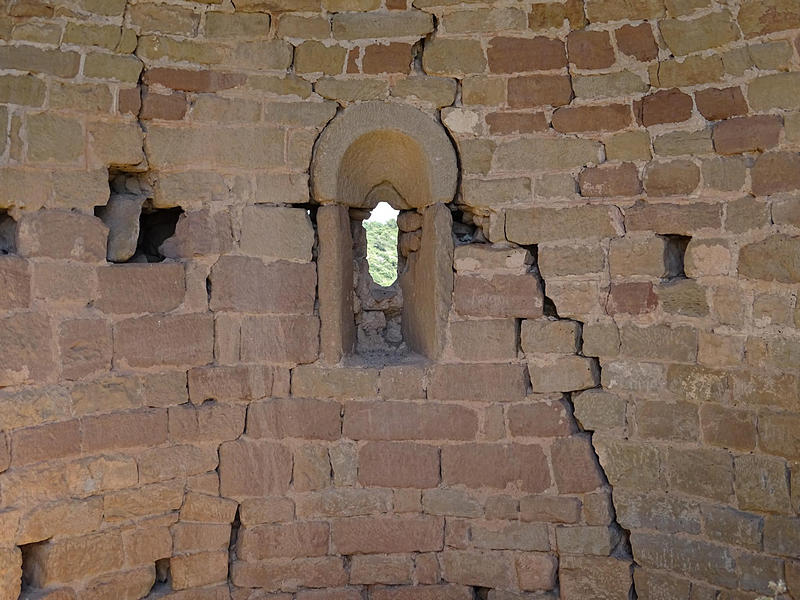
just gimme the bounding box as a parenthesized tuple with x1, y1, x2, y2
(364, 218, 398, 287)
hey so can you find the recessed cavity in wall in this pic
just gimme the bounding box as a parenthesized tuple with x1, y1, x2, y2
(0, 209, 16, 254)
(96, 170, 183, 263)
(661, 234, 691, 279)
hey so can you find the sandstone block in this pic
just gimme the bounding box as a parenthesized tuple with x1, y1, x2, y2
(114, 313, 213, 368)
(738, 0, 800, 38)
(294, 488, 391, 519)
(240, 206, 314, 262)
(350, 554, 412, 585)
(529, 355, 599, 393)
(440, 550, 516, 590)
(579, 162, 641, 197)
(735, 454, 792, 513)
(358, 442, 440, 488)
(494, 138, 602, 172)
(22, 532, 124, 587)
(96, 263, 185, 314)
(695, 86, 747, 121)
(738, 235, 800, 283)
(631, 532, 735, 588)
(0, 312, 54, 386)
(644, 160, 700, 196)
(488, 36, 566, 72)
(559, 555, 632, 599)
(713, 115, 781, 155)
(553, 105, 631, 133)
(454, 274, 543, 319)
(181, 493, 238, 524)
(332, 11, 433, 39)
(508, 399, 576, 438)
(11, 420, 81, 467)
(442, 443, 551, 493)
(506, 205, 618, 243)
(634, 88, 693, 126)
(219, 439, 292, 499)
(231, 556, 346, 591)
(428, 363, 527, 401)
(238, 522, 329, 560)
(751, 152, 800, 197)
(625, 201, 722, 234)
(17, 210, 107, 262)
(659, 11, 738, 56)
(187, 365, 278, 404)
(423, 38, 486, 76)
(331, 516, 443, 554)
(507, 75, 573, 108)
(391, 76, 458, 107)
(0, 256, 29, 310)
(615, 23, 658, 61)
(343, 401, 478, 441)
(292, 365, 378, 398)
(240, 314, 320, 364)
(585, 0, 664, 22)
(449, 319, 518, 361)
(422, 488, 483, 518)
(171, 551, 228, 590)
(248, 398, 341, 441)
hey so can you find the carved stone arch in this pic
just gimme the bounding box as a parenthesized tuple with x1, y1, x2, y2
(311, 101, 458, 210)
(311, 102, 459, 364)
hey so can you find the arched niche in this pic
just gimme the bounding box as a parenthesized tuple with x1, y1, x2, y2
(311, 102, 458, 364)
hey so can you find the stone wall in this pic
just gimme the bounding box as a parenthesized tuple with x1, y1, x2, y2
(1, 0, 799, 599)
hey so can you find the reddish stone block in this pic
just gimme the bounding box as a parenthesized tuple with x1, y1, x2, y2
(0, 312, 55, 386)
(247, 398, 342, 440)
(454, 273, 543, 318)
(238, 521, 329, 560)
(579, 162, 642, 197)
(713, 115, 781, 155)
(188, 364, 279, 404)
(551, 435, 604, 493)
(16, 211, 107, 263)
(553, 104, 632, 133)
(486, 111, 548, 134)
(331, 516, 444, 554)
(143, 67, 246, 92)
(231, 556, 347, 591)
(488, 36, 567, 72)
(695, 86, 748, 121)
(140, 90, 187, 120)
(240, 315, 320, 364)
(442, 443, 551, 492)
(96, 263, 185, 314)
(113, 313, 213, 368)
(507, 399, 577, 437)
(363, 43, 412, 74)
(218, 439, 292, 498)
(11, 420, 81, 467)
(428, 363, 528, 401)
(752, 152, 800, 196)
(370, 585, 472, 600)
(0, 256, 30, 309)
(168, 402, 246, 443)
(508, 75, 573, 108)
(615, 23, 658, 61)
(209, 256, 316, 314)
(606, 282, 658, 315)
(343, 401, 478, 441)
(358, 441, 440, 488)
(634, 88, 693, 126)
(567, 30, 615, 69)
(82, 409, 168, 453)
(58, 318, 112, 380)
(118, 86, 141, 115)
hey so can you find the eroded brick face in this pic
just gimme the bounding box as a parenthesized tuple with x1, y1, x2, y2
(0, 0, 798, 599)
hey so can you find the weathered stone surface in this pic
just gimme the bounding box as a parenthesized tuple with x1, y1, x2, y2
(240, 205, 314, 261)
(219, 439, 292, 499)
(739, 235, 800, 283)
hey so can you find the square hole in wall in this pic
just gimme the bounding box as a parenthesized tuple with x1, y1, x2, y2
(0, 209, 16, 254)
(661, 234, 691, 280)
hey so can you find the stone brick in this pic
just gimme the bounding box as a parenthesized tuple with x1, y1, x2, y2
(240, 496, 296, 526)
(292, 365, 377, 398)
(494, 137, 602, 172)
(485, 112, 548, 135)
(579, 163, 641, 197)
(332, 12, 433, 39)
(738, 235, 800, 283)
(585, 0, 664, 22)
(429, 363, 527, 401)
(219, 439, 291, 499)
(734, 454, 792, 513)
(331, 516, 443, 554)
(238, 522, 329, 560)
(0, 256, 29, 310)
(573, 71, 648, 99)
(634, 89, 693, 127)
(738, 0, 800, 37)
(606, 282, 658, 316)
(609, 236, 666, 278)
(140, 90, 187, 121)
(625, 201, 721, 234)
(615, 23, 658, 61)
(448, 319, 518, 361)
(521, 319, 579, 355)
(631, 532, 736, 588)
(442, 443, 551, 493)
(713, 115, 781, 155)
(17, 211, 107, 262)
(206, 11, 269, 38)
(763, 515, 800, 557)
(181, 493, 238, 524)
(294, 488, 391, 519)
(559, 556, 632, 600)
(296, 41, 346, 75)
(635, 401, 698, 441)
(567, 30, 615, 69)
(752, 152, 800, 197)
(657, 280, 709, 317)
(391, 76, 458, 107)
(231, 556, 346, 591)
(171, 551, 228, 590)
(96, 263, 185, 314)
(454, 274, 543, 319)
(529, 355, 599, 393)
(605, 130, 652, 161)
(210, 256, 315, 314)
(552, 435, 604, 493)
(695, 87, 747, 121)
(440, 550, 516, 589)
(344, 401, 478, 441)
(11, 419, 80, 467)
(538, 245, 604, 278)
(144, 68, 245, 93)
(277, 14, 330, 39)
(759, 412, 800, 461)
(358, 442, 439, 489)
(507, 75, 573, 108)
(0, 45, 80, 78)
(644, 160, 700, 196)
(516, 553, 558, 591)
(363, 43, 412, 74)
(422, 38, 486, 76)
(292, 444, 331, 490)
(659, 11, 738, 56)
(422, 488, 483, 518)
(0, 312, 55, 386)
(488, 36, 567, 72)
(553, 104, 631, 133)
(506, 205, 617, 244)
(699, 404, 755, 451)
(113, 313, 213, 368)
